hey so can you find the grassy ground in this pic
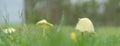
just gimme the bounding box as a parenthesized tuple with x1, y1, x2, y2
(0, 24, 120, 46)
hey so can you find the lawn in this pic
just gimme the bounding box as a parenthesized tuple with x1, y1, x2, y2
(0, 24, 120, 46)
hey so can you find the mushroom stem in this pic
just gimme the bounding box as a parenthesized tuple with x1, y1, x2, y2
(43, 28, 46, 38)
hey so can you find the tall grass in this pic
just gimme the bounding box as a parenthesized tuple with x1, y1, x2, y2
(0, 9, 120, 46)
(57, 11, 65, 32)
(0, 24, 120, 46)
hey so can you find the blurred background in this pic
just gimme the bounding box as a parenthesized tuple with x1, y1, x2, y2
(0, 0, 120, 26)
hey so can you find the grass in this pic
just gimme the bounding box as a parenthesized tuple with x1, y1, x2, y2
(0, 24, 120, 46)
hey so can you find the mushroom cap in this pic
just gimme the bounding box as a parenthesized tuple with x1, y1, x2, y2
(76, 18, 95, 33)
(36, 19, 53, 28)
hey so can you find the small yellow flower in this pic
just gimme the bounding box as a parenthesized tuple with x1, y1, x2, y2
(3, 27, 16, 34)
(36, 19, 53, 28)
(70, 32, 76, 41)
(75, 18, 95, 33)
